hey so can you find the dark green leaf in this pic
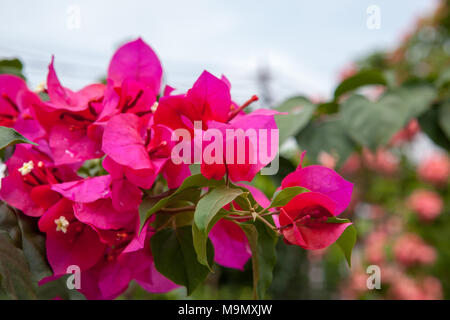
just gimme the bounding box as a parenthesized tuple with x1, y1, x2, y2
(36, 275, 85, 300)
(334, 69, 387, 100)
(139, 174, 224, 231)
(0, 231, 37, 299)
(0, 59, 24, 79)
(151, 226, 214, 295)
(340, 85, 436, 151)
(240, 220, 277, 299)
(275, 96, 316, 145)
(193, 186, 244, 267)
(0, 126, 37, 150)
(334, 224, 356, 268)
(419, 106, 450, 150)
(438, 101, 450, 141)
(269, 186, 309, 208)
(298, 117, 355, 167)
(16, 214, 52, 282)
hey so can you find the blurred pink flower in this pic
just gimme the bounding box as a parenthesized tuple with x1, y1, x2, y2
(318, 151, 337, 169)
(363, 148, 399, 175)
(390, 275, 442, 300)
(338, 63, 358, 82)
(390, 119, 420, 146)
(407, 189, 443, 221)
(393, 233, 436, 267)
(365, 230, 387, 264)
(340, 153, 361, 175)
(418, 153, 450, 186)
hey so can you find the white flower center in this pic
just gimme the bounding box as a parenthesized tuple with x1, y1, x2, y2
(18, 161, 34, 176)
(151, 101, 159, 113)
(54, 216, 70, 233)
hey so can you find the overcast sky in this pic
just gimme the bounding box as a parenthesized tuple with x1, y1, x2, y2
(0, 0, 438, 106)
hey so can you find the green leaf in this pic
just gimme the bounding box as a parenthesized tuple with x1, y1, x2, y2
(436, 67, 450, 88)
(419, 106, 450, 150)
(0, 126, 37, 150)
(151, 226, 214, 295)
(0, 203, 22, 247)
(334, 69, 387, 101)
(340, 85, 436, 151)
(240, 220, 277, 299)
(139, 174, 224, 231)
(298, 117, 355, 167)
(0, 204, 52, 283)
(36, 275, 85, 300)
(438, 101, 450, 141)
(269, 186, 309, 208)
(16, 214, 52, 282)
(0, 231, 37, 299)
(275, 96, 316, 145)
(334, 224, 357, 268)
(0, 59, 25, 79)
(193, 186, 244, 267)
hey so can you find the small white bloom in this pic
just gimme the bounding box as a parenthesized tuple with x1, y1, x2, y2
(151, 101, 159, 113)
(55, 216, 70, 233)
(18, 161, 34, 176)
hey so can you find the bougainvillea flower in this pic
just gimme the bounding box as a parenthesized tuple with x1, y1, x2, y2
(0, 74, 29, 127)
(202, 108, 280, 182)
(209, 184, 270, 270)
(102, 113, 190, 189)
(78, 222, 177, 299)
(46, 57, 105, 112)
(278, 154, 353, 249)
(154, 71, 280, 182)
(0, 145, 79, 217)
(107, 38, 162, 95)
(0, 74, 46, 142)
(20, 55, 106, 165)
(154, 71, 231, 132)
(21, 87, 105, 165)
(38, 198, 106, 275)
(278, 191, 352, 250)
(281, 154, 353, 215)
(51, 175, 141, 230)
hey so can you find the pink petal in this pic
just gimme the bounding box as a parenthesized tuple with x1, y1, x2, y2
(46, 220, 106, 275)
(51, 175, 112, 203)
(102, 113, 151, 170)
(0, 174, 44, 217)
(136, 260, 178, 294)
(296, 221, 352, 250)
(188, 71, 231, 123)
(49, 124, 103, 165)
(107, 38, 162, 94)
(209, 219, 251, 270)
(282, 165, 353, 215)
(73, 199, 137, 230)
(111, 178, 143, 212)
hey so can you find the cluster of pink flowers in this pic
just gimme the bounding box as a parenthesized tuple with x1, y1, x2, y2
(407, 189, 443, 221)
(0, 38, 355, 299)
(390, 119, 420, 146)
(389, 275, 442, 300)
(362, 148, 399, 175)
(341, 201, 442, 300)
(393, 233, 436, 267)
(417, 153, 450, 186)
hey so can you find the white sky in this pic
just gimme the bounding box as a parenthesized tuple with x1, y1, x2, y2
(0, 0, 439, 106)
